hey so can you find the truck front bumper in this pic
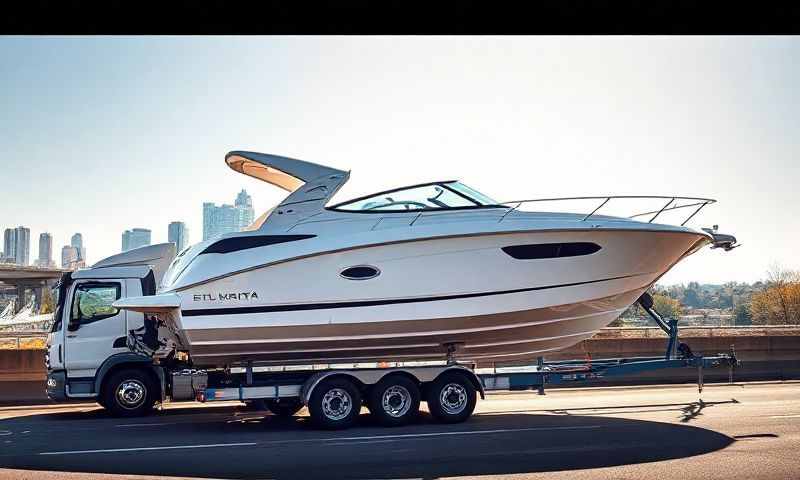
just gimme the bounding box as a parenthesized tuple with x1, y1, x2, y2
(46, 370, 67, 401)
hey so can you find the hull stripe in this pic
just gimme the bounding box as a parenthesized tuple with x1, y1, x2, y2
(182, 273, 643, 317)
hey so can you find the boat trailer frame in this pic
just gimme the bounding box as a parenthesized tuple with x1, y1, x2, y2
(478, 293, 739, 394)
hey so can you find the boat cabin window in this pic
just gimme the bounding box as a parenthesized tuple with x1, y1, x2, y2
(331, 181, 499, 212)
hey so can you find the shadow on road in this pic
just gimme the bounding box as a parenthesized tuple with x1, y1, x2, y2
(0, 406, 736, 479)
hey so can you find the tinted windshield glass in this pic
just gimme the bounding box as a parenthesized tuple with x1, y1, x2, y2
(334, 182, 498, 212)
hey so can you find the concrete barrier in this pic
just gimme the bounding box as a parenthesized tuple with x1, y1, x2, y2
(0, 327, 798, 403)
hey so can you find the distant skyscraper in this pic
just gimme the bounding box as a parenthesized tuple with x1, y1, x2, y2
(70, 233, 86, 263)
(168, 221, 189, 252)
(235, 189, 255, 228)
(4, 226, 31, 266)
(121, 228, 151, 252)
(37, 233, 54, 268)
(203, 190, 255, 241)
(3, 229, 15, 264)
(61, 245, 81, 270)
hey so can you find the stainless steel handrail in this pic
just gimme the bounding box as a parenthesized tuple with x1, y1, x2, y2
(495, 195, 717, 225)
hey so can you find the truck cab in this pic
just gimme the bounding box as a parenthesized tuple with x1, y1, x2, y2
(46, 243, 176, 416)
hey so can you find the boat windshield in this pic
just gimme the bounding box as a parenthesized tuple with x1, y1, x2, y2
(332, 181, 499, 211)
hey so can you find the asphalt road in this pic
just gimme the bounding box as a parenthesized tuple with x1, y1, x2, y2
(0, 382, 798, 480)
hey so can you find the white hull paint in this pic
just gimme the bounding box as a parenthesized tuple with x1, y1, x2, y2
(170, 229, 705, 367)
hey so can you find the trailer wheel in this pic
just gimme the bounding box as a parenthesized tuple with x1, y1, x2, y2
(308, 377, 361, 429)
(101, 368, 156, 418)
(367, 375, 420, 427)
(266, 399, 304, 417)
(425, 371, 477, 424)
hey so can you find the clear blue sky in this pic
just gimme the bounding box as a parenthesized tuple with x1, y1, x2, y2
(1, 36, 797, 284)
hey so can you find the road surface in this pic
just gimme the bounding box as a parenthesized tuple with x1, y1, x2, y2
(0, 381, 798, 479)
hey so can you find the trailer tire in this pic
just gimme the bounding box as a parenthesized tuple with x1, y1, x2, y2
(367, 375, 420, 427)
(266, 399, 304, 417)
(101, 368, 157, 418)
(425, 371, 477, 424)
(308, 377, 361, 429)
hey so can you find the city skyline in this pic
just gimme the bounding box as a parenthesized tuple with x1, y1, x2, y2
(1, 37, 798, 283)
(203, 189, 255, 241)
(0, 196, 245, 268)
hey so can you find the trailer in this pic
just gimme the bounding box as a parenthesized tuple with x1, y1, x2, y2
(179, 292, 736, 429)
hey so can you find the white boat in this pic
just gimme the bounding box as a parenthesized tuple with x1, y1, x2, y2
(116, 151, 737, 367)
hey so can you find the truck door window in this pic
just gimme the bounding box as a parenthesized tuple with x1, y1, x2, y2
(71, 283, 121, 325)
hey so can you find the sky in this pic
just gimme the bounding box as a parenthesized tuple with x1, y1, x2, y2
(0, 36, 798, 285)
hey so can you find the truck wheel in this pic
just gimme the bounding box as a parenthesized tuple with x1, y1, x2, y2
(367, 375, 420, 427)
(308, 377, 361, 429)
(102, 369, 157, 418)
(266, 399, 304, 417)
(425, 371, 477, 424)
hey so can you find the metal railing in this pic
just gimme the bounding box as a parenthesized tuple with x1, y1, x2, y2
(496, 195, 717, 225)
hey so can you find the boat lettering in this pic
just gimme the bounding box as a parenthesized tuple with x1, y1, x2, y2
(192, 292, 259, 302)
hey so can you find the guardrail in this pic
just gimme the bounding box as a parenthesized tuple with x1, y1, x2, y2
(497, 195, 717, 225)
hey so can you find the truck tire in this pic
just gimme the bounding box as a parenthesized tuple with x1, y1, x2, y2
(367, 375, 420, 427)
(101, 368, 157, 418)
(308, 377, 361, 429)
(266, 399, 304, 417)
(425, 371, 477, 424)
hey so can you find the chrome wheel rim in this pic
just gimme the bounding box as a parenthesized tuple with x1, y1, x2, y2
(321, 388, 352, 421)
(439, 383, 467, 415)
(381, 385, 412, 418)
(116, 380, 146, 409)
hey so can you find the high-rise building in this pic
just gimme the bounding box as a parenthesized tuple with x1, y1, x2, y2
(37, 232, 54, 268)
(3, 226, 31, 266)
(70, 233, 86, 263)
(235, 189, 255, 228)
(3, 229, 15, 264)
(121, 228, 151, 252)
(168, 221, 189, 252)
(61, 245, 83, 270)
(203, 190, 255, 241)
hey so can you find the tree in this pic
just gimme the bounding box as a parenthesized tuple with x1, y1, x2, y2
(750, 264, 800, 325)
(653, 293, 683, 319)
(733, 303, 752, 326)
(39, 288, 55, 315)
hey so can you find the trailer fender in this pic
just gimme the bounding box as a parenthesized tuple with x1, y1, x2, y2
(94, 352, 162, 398)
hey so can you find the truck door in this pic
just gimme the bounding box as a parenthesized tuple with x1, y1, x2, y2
(63, 280, 128, 381)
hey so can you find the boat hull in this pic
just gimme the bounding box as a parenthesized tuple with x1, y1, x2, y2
(169, 228, 707, 367)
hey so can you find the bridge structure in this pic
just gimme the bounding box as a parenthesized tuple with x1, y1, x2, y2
(0, 264, 67, 314)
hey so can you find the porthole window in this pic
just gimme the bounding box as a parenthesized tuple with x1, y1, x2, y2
(340, 265, 381, 280)
(502, 242, 601, 260)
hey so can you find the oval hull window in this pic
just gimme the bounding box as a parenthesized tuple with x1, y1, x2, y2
(340, 265, 381, 280)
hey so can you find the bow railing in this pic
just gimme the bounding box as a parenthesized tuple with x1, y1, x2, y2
(496, 196, 716, 225)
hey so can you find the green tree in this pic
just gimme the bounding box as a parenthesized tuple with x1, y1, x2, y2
(733, 303, 752, 326)
(653, 293, 683, 319)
